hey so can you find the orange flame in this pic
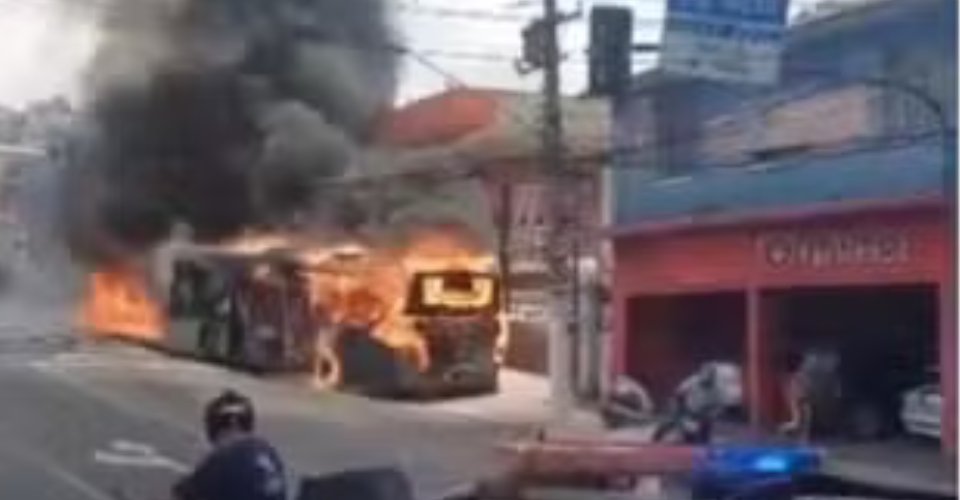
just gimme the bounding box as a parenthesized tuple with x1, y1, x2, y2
(303, 246, 429, 373)
(302, 229, 496, 379)
(401, 229, 494, 272)
(77, 267, 166, 341)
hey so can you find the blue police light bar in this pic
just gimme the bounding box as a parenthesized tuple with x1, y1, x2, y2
(697, 445, 823, 478)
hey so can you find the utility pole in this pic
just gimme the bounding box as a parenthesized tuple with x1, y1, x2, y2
(519, 0, 584, 415)
(497, 180, 513, 326)
(539, 0, 578, 416)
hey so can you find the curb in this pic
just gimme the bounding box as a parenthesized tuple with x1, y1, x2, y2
(823, 459, 957, 497)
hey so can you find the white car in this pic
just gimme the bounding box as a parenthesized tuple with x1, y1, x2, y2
(900, 383, 942, 439)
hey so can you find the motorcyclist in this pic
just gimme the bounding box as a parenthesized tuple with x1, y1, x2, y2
(653, 361, 743, 443)
(173, 390, 287, 500)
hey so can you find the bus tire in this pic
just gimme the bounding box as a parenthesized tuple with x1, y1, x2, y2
(479, 372, 500, 394)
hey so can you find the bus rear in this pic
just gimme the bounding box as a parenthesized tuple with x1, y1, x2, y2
(329, 269, 505, 397)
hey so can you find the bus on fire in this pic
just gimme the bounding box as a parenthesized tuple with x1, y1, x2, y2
(160, 243, 506, 397)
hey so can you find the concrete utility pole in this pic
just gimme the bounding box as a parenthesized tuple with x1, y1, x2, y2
(538, 0, 579, 416)
(497, 180, 513, 327)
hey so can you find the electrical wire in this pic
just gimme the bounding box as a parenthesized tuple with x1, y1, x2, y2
(3, 0, 660, 63)
(8, 0, 668, 24)
(323, 128, 949, 190)
(394, 3, 531, 23)
(410, 48, 517, 63)
(1, 0, 555, 150)
(394, 3, 667, 26)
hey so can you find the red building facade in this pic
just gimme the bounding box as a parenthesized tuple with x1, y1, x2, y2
(611, 200, 955, 450)
(607, 0, 956, 452)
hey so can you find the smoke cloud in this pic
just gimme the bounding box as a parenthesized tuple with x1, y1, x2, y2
(60, 0, 400, 264)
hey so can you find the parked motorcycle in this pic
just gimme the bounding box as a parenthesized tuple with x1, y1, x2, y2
(600, 373, 656, 428)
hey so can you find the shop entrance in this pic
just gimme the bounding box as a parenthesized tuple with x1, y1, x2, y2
(775, 284, 939, 439)
(625, 292, 745, 403)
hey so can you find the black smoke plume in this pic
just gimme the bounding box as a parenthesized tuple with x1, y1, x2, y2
(60, 0, 398, 264)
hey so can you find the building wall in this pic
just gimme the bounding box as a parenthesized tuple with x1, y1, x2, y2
(608, 0, 957, 450)
(612, 206, 955, 449)
(614, 207, 949, 297)
(611, 0, 956, 226)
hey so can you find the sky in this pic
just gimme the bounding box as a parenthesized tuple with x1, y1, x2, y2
(0, 0, 102, 109)
(0, 0, 860, 110)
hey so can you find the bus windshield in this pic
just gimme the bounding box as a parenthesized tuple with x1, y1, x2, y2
(405, 271, 499, 316)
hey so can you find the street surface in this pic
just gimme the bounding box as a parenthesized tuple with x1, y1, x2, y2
(0, 298, 951, 500)
(0, 304, 541, 500)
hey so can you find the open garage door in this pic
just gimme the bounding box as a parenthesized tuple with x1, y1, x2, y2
(776, 285, 938, 440)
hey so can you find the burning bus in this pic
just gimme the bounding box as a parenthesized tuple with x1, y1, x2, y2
(163, 247, 318, 373)
(309, 247, 505, 396)
(78, 232, 507, 397)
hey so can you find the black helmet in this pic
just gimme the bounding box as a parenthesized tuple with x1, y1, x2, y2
(204, 390, 255, 442)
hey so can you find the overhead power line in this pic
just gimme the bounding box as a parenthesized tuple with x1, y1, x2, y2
(411, 48, 517, 63)
(395, 3, 530, 23)
(3, 0, 551, 146)
(410, 46, 658, 65)
(325, 128, 948, 189)
(394, 2, 667, 26)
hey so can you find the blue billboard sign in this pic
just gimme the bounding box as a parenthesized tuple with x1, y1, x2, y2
(661, 0, 791, 85)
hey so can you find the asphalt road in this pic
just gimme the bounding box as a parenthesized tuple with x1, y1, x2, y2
(0, 335, 529, 500)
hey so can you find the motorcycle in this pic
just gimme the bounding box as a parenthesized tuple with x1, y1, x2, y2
(600, 373, 656, 429)
(601, 361, 744, 445)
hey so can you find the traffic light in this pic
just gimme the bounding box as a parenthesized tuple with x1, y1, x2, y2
(589, 6, 633, 96)
(521, 19, 549, 70)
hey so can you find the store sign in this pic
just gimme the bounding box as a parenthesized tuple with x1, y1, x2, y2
(759, 230, 910, 268)
(660, 0, 791, 85)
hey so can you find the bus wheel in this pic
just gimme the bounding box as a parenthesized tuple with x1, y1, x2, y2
(198, 322, 217, 359)
(482, 373, 500, 394)
(201, 320, 232, 361)
(312, 344, 341, 391)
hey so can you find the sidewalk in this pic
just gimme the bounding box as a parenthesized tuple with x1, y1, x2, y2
(713, 425, 957, 496)
(824, 439, 956, 496)
(426, 377, 957, 496)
